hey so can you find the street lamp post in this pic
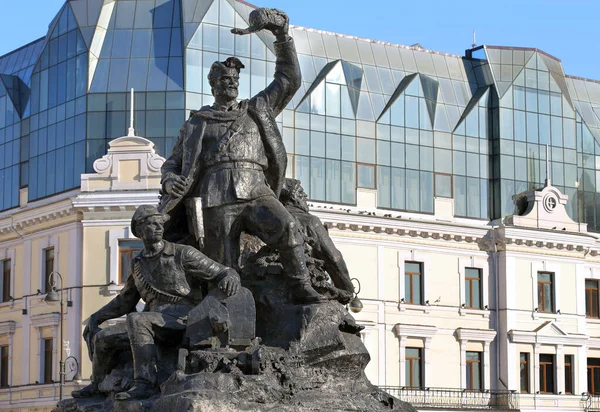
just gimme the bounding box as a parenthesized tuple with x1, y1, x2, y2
(44, 271, 66, 401)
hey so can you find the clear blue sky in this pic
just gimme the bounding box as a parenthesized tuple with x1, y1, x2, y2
(1, 0, 599, 79)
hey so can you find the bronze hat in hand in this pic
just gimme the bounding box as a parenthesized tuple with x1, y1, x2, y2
(231, 8, 288, 36)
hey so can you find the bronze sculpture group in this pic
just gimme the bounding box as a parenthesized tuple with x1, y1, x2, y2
(72, 8, 358, 403)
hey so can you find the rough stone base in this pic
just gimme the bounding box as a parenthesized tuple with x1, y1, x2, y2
(55, 370, 409, 412)
(54, 302, 415, 412)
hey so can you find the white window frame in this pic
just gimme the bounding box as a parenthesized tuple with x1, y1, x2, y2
(456, 328, 496, 390)
(398, 250, 430, 312)
(108, 226, 137, 294)
(393, 323, 437, 387)
(531, 261, 560, 319)
(0, 249, 16, 307)
(458, 256, 489, 316)
(31, 313, 60, 384)
(38, 236, 59, 294)
(0, 322, 15, 387)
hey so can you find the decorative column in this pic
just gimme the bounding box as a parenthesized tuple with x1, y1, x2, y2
(424, 337, 432, 386)
(578, 345, 588, 394)
(483, 342, 492, 390)
(459, 340, 467, 389)
(556, 345, 563, 394)
(533, 344, 541, 393)
(398, 335, 406, 387)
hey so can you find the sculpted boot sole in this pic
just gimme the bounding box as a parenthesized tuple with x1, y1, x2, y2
(114, 381, 155, 401)
(292, 285, 327, 304)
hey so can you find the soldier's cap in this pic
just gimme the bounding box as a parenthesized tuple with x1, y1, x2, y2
(280, 178, 304, 203)
(208, 57, 245, 85)
(131, 205, 170, 238)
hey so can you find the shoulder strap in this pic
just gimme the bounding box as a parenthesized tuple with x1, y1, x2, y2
(216, 101, 250, 153)
(132, 259, 182, 304)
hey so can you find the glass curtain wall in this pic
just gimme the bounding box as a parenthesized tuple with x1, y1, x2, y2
(4, 0, 600, 234)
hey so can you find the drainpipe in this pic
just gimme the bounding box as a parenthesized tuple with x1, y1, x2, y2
(492, 225, 508, 390)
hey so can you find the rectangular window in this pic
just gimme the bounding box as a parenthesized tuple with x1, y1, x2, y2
(465, 268, 482, 309)
(588, 358, 600, 395)
(565, 355, 573, 395)
(405, 348, 422, 388)
(118, 240, 144, 284)
(466, 351, 482, 390)
(43, 248, 54, 293)
(586, 279, 599, 318)
(404, 262, 423, 305)
(434, 173, 453, 198)
(1, 260, 10, 303)
(539, 354, 555, 394)
(537, 272, 554, 313)
(43, 338, 53, 384)
(0, 345, 7, 388)
(520, 352, 529, 393)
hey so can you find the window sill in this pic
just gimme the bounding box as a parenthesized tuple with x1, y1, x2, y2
(459, 307, 490, 318)
(586, 317, 600, 324)
(532, 311, 559, 321)
(398, 303, 431, 314)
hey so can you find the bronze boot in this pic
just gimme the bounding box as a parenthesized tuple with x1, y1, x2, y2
(280, 246, 325, 304)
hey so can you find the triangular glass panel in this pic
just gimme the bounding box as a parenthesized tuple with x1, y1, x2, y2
(79, 26, 95, 48)
(594, 107, 600, 121)
(295, 60, 336, 106)
(539, 53, 573, 107)
(485, 47, 501, 65)
(377, 73, 417, 122)
(419, 74, 439, 124)
(356, 91, 374, 121)
(341, 61, 363, 91)
(69, 0, 90, 27)
(326, 61, 346, 85)
(525, 52, 537, 69)
(182, 0, 214, 44)
(434, 104, 451, 132)
(496, 81, 512, 98)
(290, 82, 306, 110)
(370, 93, 385, 119)
(445, 105, 460, 130)
(453, 86, 489, 133)
(347, 87, 360, 117)
(0, 75, 27, 118)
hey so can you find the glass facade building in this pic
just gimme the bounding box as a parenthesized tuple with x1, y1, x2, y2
(2, 0, 600, 230)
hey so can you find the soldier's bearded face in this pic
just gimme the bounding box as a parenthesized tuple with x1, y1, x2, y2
(214, 69, 239, 101)
(296, 188, 309, 212)
(139, 216, 164, 243)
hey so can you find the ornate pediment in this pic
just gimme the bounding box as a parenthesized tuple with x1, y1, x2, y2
(509, 321, 587, 346)
(81, 135, 165, 193)
(505, 180, 586, 233)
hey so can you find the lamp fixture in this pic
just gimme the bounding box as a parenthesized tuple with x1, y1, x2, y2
(348, 278, 363, 313)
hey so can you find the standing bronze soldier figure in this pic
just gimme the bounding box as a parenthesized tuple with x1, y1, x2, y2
(159, 9, 323, 303)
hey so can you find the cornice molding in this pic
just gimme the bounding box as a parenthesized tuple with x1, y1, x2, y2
(30, 313, 60, 328)
(0, 321, 16, 335)
(311, 208, 600, 255)
(0, 196, 78, 236)
(392, 323, 438, 339)
(455, 327, 497, 343)
(72, 191, 161, 214)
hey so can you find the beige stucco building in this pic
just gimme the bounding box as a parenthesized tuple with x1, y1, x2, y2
(1, 132, 600, 412)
